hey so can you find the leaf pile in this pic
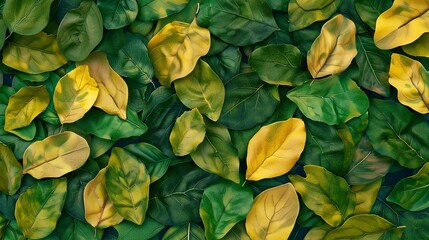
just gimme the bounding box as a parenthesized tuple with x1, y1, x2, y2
(0, 0, 428, 239)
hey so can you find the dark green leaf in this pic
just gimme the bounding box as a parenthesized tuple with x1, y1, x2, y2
(45, 213, 103, 240)
(115, 218, 164, 240)
(98, 0, 138, 29)
(136, 0, 189, 22)
(204, 45, 242, 82)
(355, 0, 392, 30)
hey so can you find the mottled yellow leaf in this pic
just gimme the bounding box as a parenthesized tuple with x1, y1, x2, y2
(54, 65, 99, 124)
(0, 143, 22, 195)
(147, 18, 210, 86)
(23, 131, 90, 179)
(352, 179, 382, 215)
(374, 0, 429, 49)
(388, 53, 429, 114)
(84, 168, 124, 229)
(307, 14, 357, 78)
(4, 85, 50, 132)
(245, 183, 300, 240)
(246, 118, 306, 181)
(77, 52, 128, 119)
(402, 33, 429, 57)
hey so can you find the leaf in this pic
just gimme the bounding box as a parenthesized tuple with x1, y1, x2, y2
(84, 168, 124, 229)
(204, 45, 241, 82)
(105, 147, 150, 225)
(23, 131, 90, 179)
(174, 60, 225, 121)
(245, 183, 300, 240)
(98, 0, 138, 29)
(15, 178, 67, 239)
(200, 180, 253, 240)
(0, 143, 22, 195)
(54, 65, 99, 124)
(246, 118, 306, 181)
(307, 14, 357, 78)
(115, 218, 164, 240)
(2, 32, 68, 74)
(148, 162, 219, 225)
(387, 162, 429, 211)
(219, 72, 279, 130)
(223, 222, 251, 240)
(162, 223, 205, 240)
(3, 0, 54, 35)
(402, 33, 429, 57)
(288, 0, 342, 31)
(77, 51, 128, 119)
(57, 0, 103, 61)
(46, 212, 103, 240)
(324, 214, 404, 240)
(249, 44, 310, 86)
(137, 0, 189, 22)
(190, 119, 240, 183)
(366, 99, 429, 169)
(197, 0, 278, 46)
(388, 53, 429, 114)
(287, 75, 369, 125)
(1, 219, 24, 240)
(374, 0, 429, 49)
(355, 0, 392, 30)
(0, 19, 7, 50)
(77, 108, 147, 141)
(4, 85, 49, 132)
(289, 165, 356, 227)
(352, 179, 382, 214)
(345, 135, 393, 185)
(169, 108, 206, 156)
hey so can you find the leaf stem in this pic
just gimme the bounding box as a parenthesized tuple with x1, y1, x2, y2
(242, 180, 247, 187)
(187, 223, 191, 240)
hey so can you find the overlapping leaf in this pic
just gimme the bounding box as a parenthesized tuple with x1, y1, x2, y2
(288, 0, 342, 31)
(0, 143, 22, 195)
(137, 0, 189, 22)
(98, 0, 138, 29)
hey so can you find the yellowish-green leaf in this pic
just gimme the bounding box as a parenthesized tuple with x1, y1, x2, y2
(307, 14, 357, 78)
(352, 179, 382, 214)
(246, 118, 306, 181)
(54, 65, 99, 124)
(23, 131, 90, 179)
(296, 0, 334, 10)
(304, 224, 333, 240)
(245, 183, 300, 240)
(388, 53, 429, 114)
(0, 143, 22, 195)
(84, 168, 124, 229)
(77, 52, 128, 119)
(4, 85, 50, 132)
(374, 0, 429, 49)
(2, 32, 68, 74)
(147, 19, 210, 86)
(170, 108, 206, 156)
(288, 0, 342, 31)
(402, 33, 429, 57)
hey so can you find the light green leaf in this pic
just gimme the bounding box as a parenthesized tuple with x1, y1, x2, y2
(304, 224, 333, 240)
(0, 143, 22, 195)
(98, 0, 138, 29)
(352, 179, 382, 215)
(115, 218, 164, 240)
(162, 223, 205, 240)
(137, 0, 189, 21)
(288, 0, 342, 31)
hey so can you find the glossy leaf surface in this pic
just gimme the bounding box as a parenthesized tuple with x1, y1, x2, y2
(0, 143, 22, 195)
(98, 0, 138, 29)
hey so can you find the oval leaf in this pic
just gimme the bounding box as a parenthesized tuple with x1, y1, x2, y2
(246, 118, 306, 181)
(389, 53, 429, 114)
(98, 0, 138, 29)
(0, 143, 22, 195)
(169, 108, 206, 156)
(245, 183, 300, 240)
(307, 14, 357, 78)
(54, 65, 99, 124)
(23, 131, 90, 179)
(105, 148, 150, 225)
(148, 19, 210, 86)
(15, 178, 67, 239)
(289, 165, 356, 227)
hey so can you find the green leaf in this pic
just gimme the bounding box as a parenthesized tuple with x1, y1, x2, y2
(0, 18, 7, 50)
(162, 223, 205, 240)
(137, 0, 189, 21)
(0, 214, 7, 237)
(249, 44, 310, 86)
(15, 178, 67, 239)
(387, 162, 429, 211)
(57, 0, 103, 61)
(324, 214, 403, 240)
(77, 108, 147, 141)
(0, 143, 22, 195)
(200, 180, 253, 239)
(148, 162, 219, 225)
(153, 0, 198, 33)
(287, 75, 369, 125)
(366, 99, 429, 169)
(174, 60, 225, 121)
(115, 218, 164, 240)
(219, 72, 279, 130)
(223, 222, 251, 240)
(3, 0, 54, 35)
(204, 45, 241, 83)
(1, 219, 24, 240)
(169, 108, 206, 156)
(288, 0, 342, 31)
(289, 165, 356, 227)
(105, 147, 150, 225)
(45, 213, 103, 240)
(355, 0, 392, 30)
(352, 179, 382, 215)
(197, 0, 279, 46)
(190, 119, 240, 184)
(98, 0, 138, 29)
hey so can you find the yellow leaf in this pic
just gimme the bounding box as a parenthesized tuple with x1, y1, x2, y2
(388, 53, 429, 114)
(4, 85, 50, 132)
(77, 52, 128, 119)
(147, 18, 210, 86)
(84, 168, 124, 229)
(245, 183, 300, 240)
(54, 65, 99, 124)
(23, 131, 90, 179)
(246, 118, 306, 181)
(307, 14, 357, 79)
(374, 0, 429, 49)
